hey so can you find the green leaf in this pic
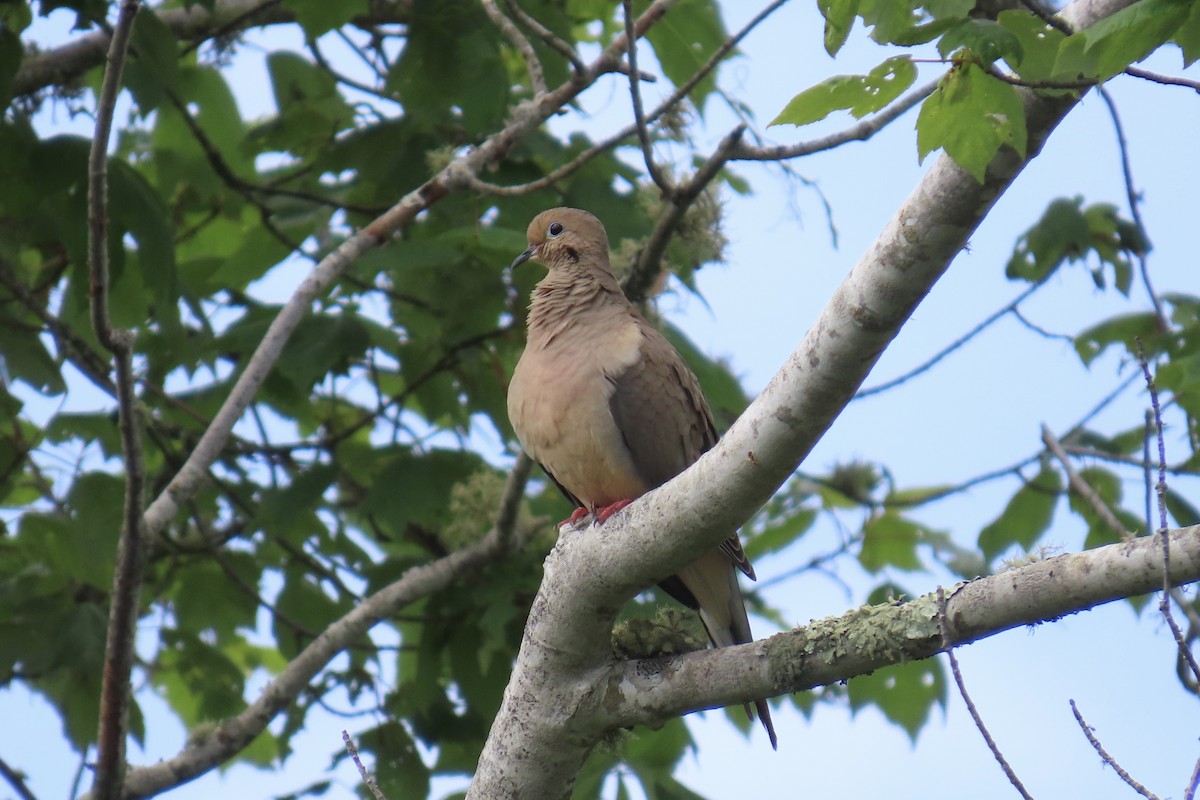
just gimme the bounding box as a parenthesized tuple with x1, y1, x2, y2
(123, 8, 181, 112)
(859, 512, 927, 573)
(770, 56, 917, 127)
(745, 508, 817, 560)
(1006, 197, 1091, 283)
(1055, 0, 1191, 80)
(978, 466, 1062, 561)
(848, 658, 947, 740)
(282, 0, 370, 38)
(819, 0, 860, 55)
(362, 448, 484, 538)
(1165, 488, 1200, 528)
(354, 722, 430, 799)
(997, 10, 1068, 82)
(643, 0, 728, 112)
(1176, 0, 1200, 66)
(1073, 312, 1160, 366)
(938, 18, 1024, 66)
(385, 0, 509, 134)
(916, 62, 1026, 183)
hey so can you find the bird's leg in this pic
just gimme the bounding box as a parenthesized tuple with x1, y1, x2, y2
(559, 506, 591, 528)
(594, 499, 633, 524)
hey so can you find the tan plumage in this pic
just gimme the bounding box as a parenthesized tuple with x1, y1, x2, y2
(506, 207, 777, 749)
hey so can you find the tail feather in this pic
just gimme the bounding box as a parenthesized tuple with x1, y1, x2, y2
(689, 555, 779, 750)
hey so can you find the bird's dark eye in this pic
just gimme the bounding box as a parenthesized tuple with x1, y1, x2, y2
(547, 222, 564, 237)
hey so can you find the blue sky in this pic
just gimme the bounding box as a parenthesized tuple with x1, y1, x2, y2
(2, 2, 1198, 799)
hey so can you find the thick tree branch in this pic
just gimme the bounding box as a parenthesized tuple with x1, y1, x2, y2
(470, 0, 1141, 795)
(605, 527, 1198, 731)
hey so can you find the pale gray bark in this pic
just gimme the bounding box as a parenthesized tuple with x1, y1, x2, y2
(468, 0, 1149, 796)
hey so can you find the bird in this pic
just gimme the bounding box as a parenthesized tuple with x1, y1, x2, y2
(506, 206, 777, 749)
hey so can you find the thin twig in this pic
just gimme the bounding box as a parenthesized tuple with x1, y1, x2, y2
(1069, 699, 1162, 800)
(1137, 341, 1200, 684)
(502, 0, 586, 75)
(0, 756, 37, 800)
(471, 0, 791, 197)
(1041, 424, 1128, 536)
(87, 3, 150, 800)
(856, 278, 1045, 399)
(1058, 443, 1198, 477)
(1125, 66, 1200, 93)
(483, 0, 547, 96)
(1097, 87, 1167, 331)
(622, 0, 673, 195)
(623, 124, 747, 301)
(342, 730, 388, 800)
(937, 587, 1035, 800)
(1187, 750, 1200, 800)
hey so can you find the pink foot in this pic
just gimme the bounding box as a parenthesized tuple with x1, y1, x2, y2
(595, 499, 633, 524)
(559, 507, 591, 528)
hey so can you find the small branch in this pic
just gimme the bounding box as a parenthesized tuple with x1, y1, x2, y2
(1187, 751, 1200, 800)
(0, 756, 37, 800)
(937, 587, 1036, 800)
(86, 4, 151, 800)
(1069, 700, 1162, 800)
(470, 0, 790, 197)
(483, 0, 547, 96)
(1097, 87, 1167, 331)
(1041, 424, 1128, 536)
(1138, 343, 1200, 684)
(502, 0, 586, 76)
(623, 124, 747, 302)
(92, 510, 532, 799)
(856, 279, 1045, 399)
(496, 452, 535, 551)
(622, 0, 673, 195)
(342, 730, 388, 800)
(731, 78, 937, 162)
(1124, 66, 1200, 93)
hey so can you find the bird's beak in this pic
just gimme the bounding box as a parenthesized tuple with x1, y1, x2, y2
(510, 244, 537, 270)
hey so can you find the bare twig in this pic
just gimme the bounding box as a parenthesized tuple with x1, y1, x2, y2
(1097, 87, 1167, 330)
(502, 0, 586, 75)
(1041, 424, 1128, 536)
(483, 0, 547, 96)
(1138, 342, 1200, 684)
(622, 0, 673, 195)
(1125, 66, 1200, 93)
(856, 278, 1046, 399)
(1187, 751, 1200, 800)
(1069, 699, 1162, 800)
(471, 0, 791, 197)
(0, 756, 37, 800)
(937, 587, 1036, 800)
(342, 730, 388, 800)
(87, 3, 150, 800)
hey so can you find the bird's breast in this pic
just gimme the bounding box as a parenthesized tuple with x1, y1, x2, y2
(508, 317, 647, 508)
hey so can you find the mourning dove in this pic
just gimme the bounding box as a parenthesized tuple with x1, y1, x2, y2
(507, 207, 777, 749)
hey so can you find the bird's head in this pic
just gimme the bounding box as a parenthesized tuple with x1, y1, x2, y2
(511, 207, 610, 272)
